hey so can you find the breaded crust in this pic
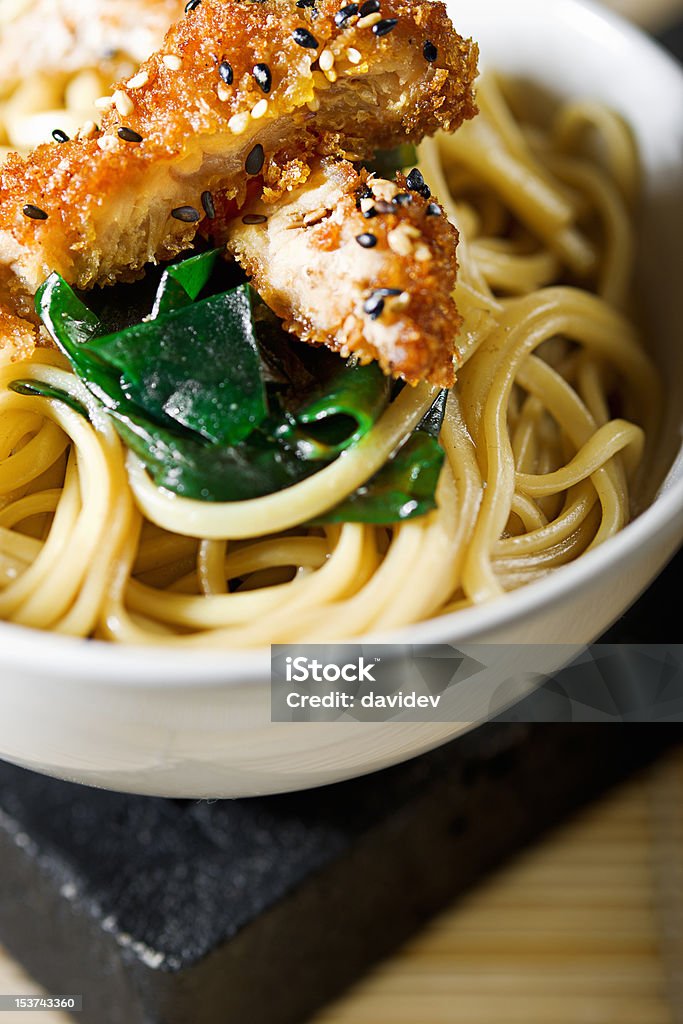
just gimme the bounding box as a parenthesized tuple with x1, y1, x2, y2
(214, 161, 461, 386)
(0, 309, 39, 365)
(0, 0, 477, 319)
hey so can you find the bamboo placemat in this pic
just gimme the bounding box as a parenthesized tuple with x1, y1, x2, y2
(0, 746, 681, 1024)
(312, 745, 683, 1024)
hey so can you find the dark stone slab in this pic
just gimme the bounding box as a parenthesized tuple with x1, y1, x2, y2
(0, 723, 678, 1024)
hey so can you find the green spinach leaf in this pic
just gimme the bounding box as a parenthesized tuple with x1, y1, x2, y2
(313, 391, 447, 524)
(276, 359, 391, 460)
(89, 287, 266, 445)
(37, 273, 267, 445)
(151, 248, 222, 318)
(8, 379, 88, 417)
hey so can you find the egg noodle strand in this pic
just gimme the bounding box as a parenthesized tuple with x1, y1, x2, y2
(0, 74, 660, 645)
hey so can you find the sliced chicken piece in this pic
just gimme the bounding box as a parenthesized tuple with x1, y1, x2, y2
(0, 0, 184, 95)
(0, 0, 478, 320)
(212, 160, 460, 386)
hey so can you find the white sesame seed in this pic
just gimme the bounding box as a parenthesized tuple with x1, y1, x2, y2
(387, 227, 414, 256)
(385, 291, 411, 312)
(306, 97, 320, 111)
(217, 83, 232, 102)
(126, 71, 149, 90)
(319, 49, 335, 72)
(346, 47, 362, 64)
(251, 98, 268, 119)
(357, 12, 381, 28)
(414, 243, 432, 262)
(228, 112, 250, 134)
(303, 207, 329, 226)
(324, 68, 337, 83)
(113, 89, 134, 116)
(372, 179, 399, 201)
(97, 135, 119, 152)
(359, 197, 375, 213)
(162, 54, 182, 70)
(94, 95, 113, 110)
(77, 120, 98, 139)
(402, 224, 422, 239)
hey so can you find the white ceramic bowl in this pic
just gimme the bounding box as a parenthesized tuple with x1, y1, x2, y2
(1, 0, 682, 797)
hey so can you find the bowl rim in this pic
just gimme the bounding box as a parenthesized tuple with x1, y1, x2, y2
(0, 0, 682, 687)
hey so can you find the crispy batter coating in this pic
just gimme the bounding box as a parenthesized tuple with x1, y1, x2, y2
(0, 0, 184, 94)
(0, 308, 40, 365)
(0, 0, 477, 321)
(212, 161, 460, 386)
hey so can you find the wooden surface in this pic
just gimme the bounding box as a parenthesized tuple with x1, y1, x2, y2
(314, 746, 683, 1024)
(0, 746, 681, 1024)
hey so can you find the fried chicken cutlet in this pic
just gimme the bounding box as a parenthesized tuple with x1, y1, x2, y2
(214, 160, 461, 386)
(0, 0, 477, 323)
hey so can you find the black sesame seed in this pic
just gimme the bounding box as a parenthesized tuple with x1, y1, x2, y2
(423, 39, 437, 62)
(425, 201, 441, 217)
(334, 2, 358, 25)
(185, 0, 201, 11)
(201, 190, 216, 219)
(362, 207, 378, 219)
(292, 27, 319, 48)
(242, 213, 268, 224)
(364, 294, 384, 319)
(406, 167, 431, 198)
(218, 60, 233, 85)
(296, 0, 316, 7)
(364, 286, 402, 319)
(22, 204, 48, 221)
(171, 206, 201, 222)
(356, 232, 377, 248)
(392, 192, 413, 206)
(374, 199, 394, 214)
(372, 17, 398, 36)
(359, 0, 380, 14)
(51, 129, 69, 144)
(252, 62, 272, 93)
(118, 126, 143, 143)
(245, 143, 265, 175)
